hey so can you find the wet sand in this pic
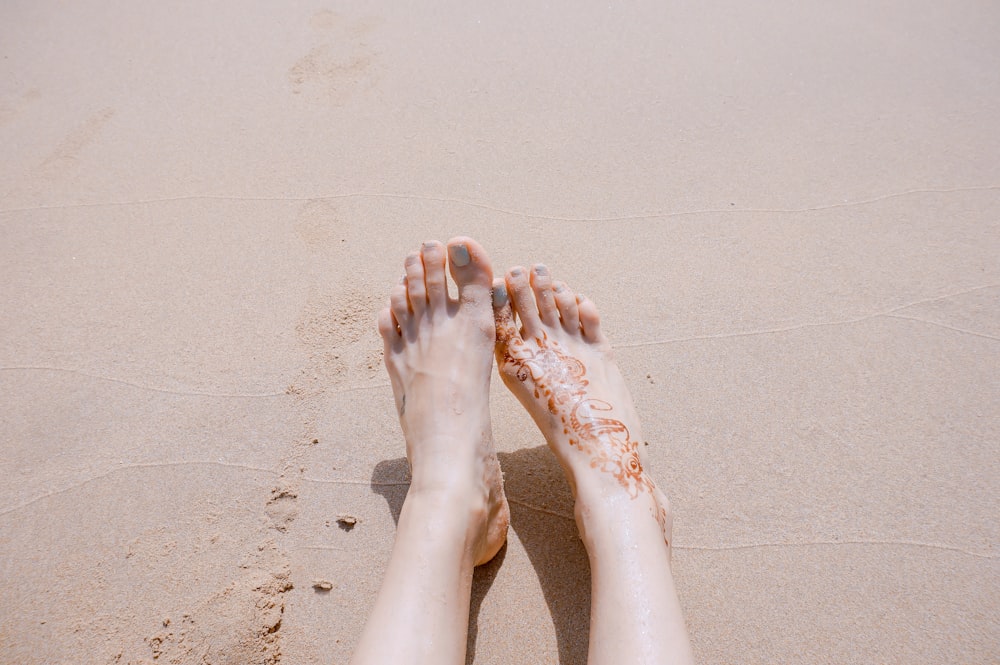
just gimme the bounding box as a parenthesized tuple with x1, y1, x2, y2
(1, 1, 998, 662)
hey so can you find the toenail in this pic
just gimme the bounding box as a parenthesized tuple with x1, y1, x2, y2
(399, 275, 407, 284)
(510, 267, 524, 277)
(492, 284, 508, 307)
(449, 243, 470, 267)
(554, 283, 565, 292)
(422, 241, 438, 251)
(534, 264, 548, 275)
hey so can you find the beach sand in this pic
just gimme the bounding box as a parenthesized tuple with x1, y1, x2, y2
(1, 1, 997, 662)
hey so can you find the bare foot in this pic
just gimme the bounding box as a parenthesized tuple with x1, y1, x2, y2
(492, 265, 672, 548)
(377, 237, 509, 565)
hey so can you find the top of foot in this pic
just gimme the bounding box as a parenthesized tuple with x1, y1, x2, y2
(492, 264, 672, 545)
(492, 264, 643, 487)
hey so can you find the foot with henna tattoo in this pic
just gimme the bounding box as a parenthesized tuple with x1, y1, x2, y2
(376, 237, 509, 566)
(493, 263, 693, 664)
(492, 264, 672, 550)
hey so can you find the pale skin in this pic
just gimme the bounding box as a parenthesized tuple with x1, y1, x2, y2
(352, 236, 694, 665)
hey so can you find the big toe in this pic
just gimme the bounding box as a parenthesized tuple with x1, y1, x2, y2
(447, 236, 494, 307)
(492, 277, 525, 352)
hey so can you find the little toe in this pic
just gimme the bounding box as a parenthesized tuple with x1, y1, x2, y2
(447, 236, 493, 306)
(377, 307, 399, 342)
(506, 266, 542, 338)
(530, 264, 559, 326)
(404, 251, 427, 312)
(420, 241, 449, 310)
(577, 294, 605, 343)
(552, 280, 581, 333)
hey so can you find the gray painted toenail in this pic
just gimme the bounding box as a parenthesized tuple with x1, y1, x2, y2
(534, 264, 548, 275)
(554, 283, 565, 292)
(492, 284, 508, 307)
(510, 267, 524, 276)
(422, 241, 437, 251)
(449, 243, 470, 267)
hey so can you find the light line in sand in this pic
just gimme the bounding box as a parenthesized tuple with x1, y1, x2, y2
(0, 365, 284, 397)
(674, 540, 995, 559)
(614, 283, 1000, 349)
(3, 465, 991, 559)
(0, 461, 277, 516)
(3, 286, 995, 391)
(881, 314, 1000, 342)
(1, 185, 998, 221)
(506, 500, 994, 559)
(0, 460, 408, 517)
(0, 365, 388, 398)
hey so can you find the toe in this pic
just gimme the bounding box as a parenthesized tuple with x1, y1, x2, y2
(506, 266, 542, 338)
(552, 280, 580, 333)
(492, 278, 522, 359)
(389, 280, 410, 329)
(577, 294, 604, 342)
(447, 236, 493, 306)
(420, 241, 448, 310)
(404, 251, 426, 312)
(377, 307, 398, 341)
(530, 264, 559, 326)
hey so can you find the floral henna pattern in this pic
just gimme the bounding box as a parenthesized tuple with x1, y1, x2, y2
(500, 325, 672, 550)
(499, 327, 655, 499)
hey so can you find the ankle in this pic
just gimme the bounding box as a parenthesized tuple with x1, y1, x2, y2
(403, 483, 490, 527)
(572, 477, 667, 545)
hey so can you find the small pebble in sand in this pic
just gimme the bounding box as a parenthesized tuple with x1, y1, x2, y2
(312, 580, 333, 591)
(337, 514, 358, 530)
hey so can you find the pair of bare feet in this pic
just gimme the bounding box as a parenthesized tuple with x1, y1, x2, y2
(356, 236, 693, 665)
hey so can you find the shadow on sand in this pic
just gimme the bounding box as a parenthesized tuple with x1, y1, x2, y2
(372, 444, 590, 664)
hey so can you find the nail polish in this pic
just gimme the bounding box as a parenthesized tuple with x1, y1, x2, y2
(492, 284, 508, 307)
(449, 243, 470, 267)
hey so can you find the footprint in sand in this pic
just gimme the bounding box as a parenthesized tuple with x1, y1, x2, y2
(288, 10, 382, 105)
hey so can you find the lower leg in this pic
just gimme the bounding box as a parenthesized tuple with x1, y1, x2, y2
(494, 264, 694, 664)
(575, 477, 694, 664)
(349, 487, 485, 665)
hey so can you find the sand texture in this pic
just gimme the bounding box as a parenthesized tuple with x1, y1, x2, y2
(2, 0, 998, 663)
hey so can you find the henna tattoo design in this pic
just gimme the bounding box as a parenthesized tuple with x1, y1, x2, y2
(499, 325, 671, 547)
